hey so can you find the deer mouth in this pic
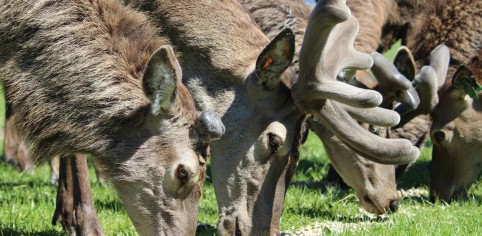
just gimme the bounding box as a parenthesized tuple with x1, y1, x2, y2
(362, 195, 399, 215)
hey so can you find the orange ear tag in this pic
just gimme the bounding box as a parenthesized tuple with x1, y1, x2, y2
(262, 56, 273, 69)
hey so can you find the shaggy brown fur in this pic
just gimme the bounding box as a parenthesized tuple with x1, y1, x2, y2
(347, 0, 399, 52)
(0, 0, 196, 161)
(407, 0, 482, 80)
(129, 0, 270, 80)
(1, 1, 219, 235)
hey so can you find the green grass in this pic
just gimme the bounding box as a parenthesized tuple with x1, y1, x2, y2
(1, 133, 481, 235)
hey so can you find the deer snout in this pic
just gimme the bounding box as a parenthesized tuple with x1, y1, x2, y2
(388, 199, 400, 213)
(362, 194, 400, 215)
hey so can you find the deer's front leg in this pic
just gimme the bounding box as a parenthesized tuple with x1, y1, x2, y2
(52, 155, 103, 236)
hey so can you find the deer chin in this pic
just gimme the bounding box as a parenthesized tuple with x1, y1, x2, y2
(361, 195, 386, 215)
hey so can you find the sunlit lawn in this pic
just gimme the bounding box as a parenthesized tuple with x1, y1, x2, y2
(1, 133, 482, 235)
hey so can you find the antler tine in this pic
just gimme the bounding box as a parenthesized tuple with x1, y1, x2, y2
(292, 0, 380, 111)
(292, 0, 419, 164)
(430, 45, 450, 89)
(336, 102, 400, 127)
(313, 100, 419, 164)
(371, 52, 420, 110)
(395, 66, 438, 128)
(394, 45, 450, 128)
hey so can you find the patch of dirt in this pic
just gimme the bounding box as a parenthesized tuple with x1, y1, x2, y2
(283, 188, 428, 235)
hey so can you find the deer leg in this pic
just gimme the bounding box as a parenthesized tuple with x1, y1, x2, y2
(52, 155, 75, 234)
(52, 154, 103, 236)
(72, 154, 103, 235)
(3, 119, 19, 167)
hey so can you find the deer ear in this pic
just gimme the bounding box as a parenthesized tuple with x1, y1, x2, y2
(255, 28, 295, 89)
(393, 46, 416, 81)
(451, 65, 481, 99)
(142, 45, 182, 116)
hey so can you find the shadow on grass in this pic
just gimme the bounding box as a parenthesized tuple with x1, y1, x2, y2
(196, 223, 216, 236)
(0, 225, 62, 236)
(296, 158, 329, 175)
(205, 164, 213, 185)
(397, 159, 431, 189)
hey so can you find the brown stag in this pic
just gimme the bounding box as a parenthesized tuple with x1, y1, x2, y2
(395, 0, 482, 201)
(338, 0, 482, 202)
(0, 0, 225, 235)
(240, 0, 426, 214)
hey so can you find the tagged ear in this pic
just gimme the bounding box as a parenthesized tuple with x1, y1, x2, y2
(452, 65, 481, 99)
(142, 45, 182, 116)
(393, 46, 416, 81)
(255, 28, 295, 89)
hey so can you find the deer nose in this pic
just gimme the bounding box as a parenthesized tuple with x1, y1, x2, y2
(388, 199, 399, 212)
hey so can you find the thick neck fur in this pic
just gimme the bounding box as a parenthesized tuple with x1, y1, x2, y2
(128, 0, 270, 82)
(0, 0, 181, 161)
(407, 0, 482, 80)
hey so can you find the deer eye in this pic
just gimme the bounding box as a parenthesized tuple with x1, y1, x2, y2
(268, 133, 282, 154)
(433, 131, 446, 144)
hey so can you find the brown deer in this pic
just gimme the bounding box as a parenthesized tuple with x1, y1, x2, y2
(0, 0, 225, 235)
(311, 0, 482, 203)
(239, 0, 425, 214)
(394, 0, 482, 201)
(126, 0, 419, 234)
(336, 0, 482, 202)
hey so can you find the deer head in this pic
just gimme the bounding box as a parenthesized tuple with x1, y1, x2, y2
(430, 62, 482, 202)
(98, 45, 225, 235)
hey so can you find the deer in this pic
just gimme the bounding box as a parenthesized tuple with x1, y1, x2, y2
(0, 0, 225, 235)
(393, 0, 482, 201)
(124, 0, 420, 234)
(238, 0, 429, 214)
(324, 0, 482, 202)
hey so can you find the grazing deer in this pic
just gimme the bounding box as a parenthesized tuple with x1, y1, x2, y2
(0, 0, 225, 235)
(341, 0, 481, 202)
(394, 0, 482, 201)
(240, 0, 425, 214)
(337, 0, 482, 202)
(126, 0, 419, 234)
